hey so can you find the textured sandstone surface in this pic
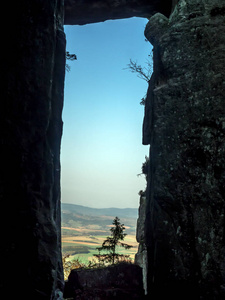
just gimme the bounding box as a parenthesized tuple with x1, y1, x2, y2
(143, 0, 225, 298)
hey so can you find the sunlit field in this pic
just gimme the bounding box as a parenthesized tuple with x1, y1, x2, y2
(62, 228, 138, 263)
(61, 226, 138, 264)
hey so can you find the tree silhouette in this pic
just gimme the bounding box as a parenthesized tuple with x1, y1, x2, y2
(66, 51, 77, 72)
(125, 57, 153, 105)
(126, 59, 152, 83)
(94, 217, 133, 265)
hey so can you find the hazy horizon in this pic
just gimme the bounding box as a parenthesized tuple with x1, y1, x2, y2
(61, 201, 139, 210)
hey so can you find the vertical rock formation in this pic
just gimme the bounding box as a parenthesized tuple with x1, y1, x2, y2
(1, 1, 65, 298)
(2, 0, 225, 298)
(143, 0, 225, 298)
(135, 193, 148, 294)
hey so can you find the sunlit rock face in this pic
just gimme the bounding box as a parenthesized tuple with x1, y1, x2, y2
(1, 1, 65, 298)
(143, 0, 225, 297)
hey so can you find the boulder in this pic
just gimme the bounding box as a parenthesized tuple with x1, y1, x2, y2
(64, 263, 145, 299)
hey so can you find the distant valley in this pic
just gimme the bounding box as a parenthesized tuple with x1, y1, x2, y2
(61, 203, 139, 262)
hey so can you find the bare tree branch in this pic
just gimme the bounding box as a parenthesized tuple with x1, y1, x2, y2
(66, 51, 77, 72)
(125, 59, 152, 83)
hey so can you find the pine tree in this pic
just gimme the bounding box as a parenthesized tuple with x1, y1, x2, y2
(94, 217, 133, 265)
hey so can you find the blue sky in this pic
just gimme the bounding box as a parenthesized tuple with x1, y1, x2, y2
(61, 17, 152, 208)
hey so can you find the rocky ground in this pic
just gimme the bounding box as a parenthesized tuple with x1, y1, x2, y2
(63, 263, 145, 300)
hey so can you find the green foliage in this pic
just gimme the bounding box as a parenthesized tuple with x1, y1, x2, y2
(137, 156, 149, 179)
(63, 254, 133, 280)
(66, 51, 77, 61)
(138, 156, 149, 197)
(93, 217, 133, 265)
(141, 156, 149, 178)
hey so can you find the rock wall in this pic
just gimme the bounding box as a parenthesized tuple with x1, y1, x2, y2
(2, 1, 171, 298)
(143, 0, 225, 298)
(64, 0, 173, 25)
(2, 0, 225, 298)
(135, 194, 148, 294)
(1, 1, 65, 298)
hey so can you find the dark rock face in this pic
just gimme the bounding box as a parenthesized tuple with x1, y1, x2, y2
(143, 0, 225, 298)
(135, 195, 148, 294)
(2, 0, 225, 298)
(1, 1, 65, 298)
(64, 0, 173, 25)
(64, 263, 145, 299)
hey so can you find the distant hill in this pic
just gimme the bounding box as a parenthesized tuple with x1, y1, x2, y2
(61, 203, 138, 219)
(61, 203, 139, 259)
(61, 203, 138, 237)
